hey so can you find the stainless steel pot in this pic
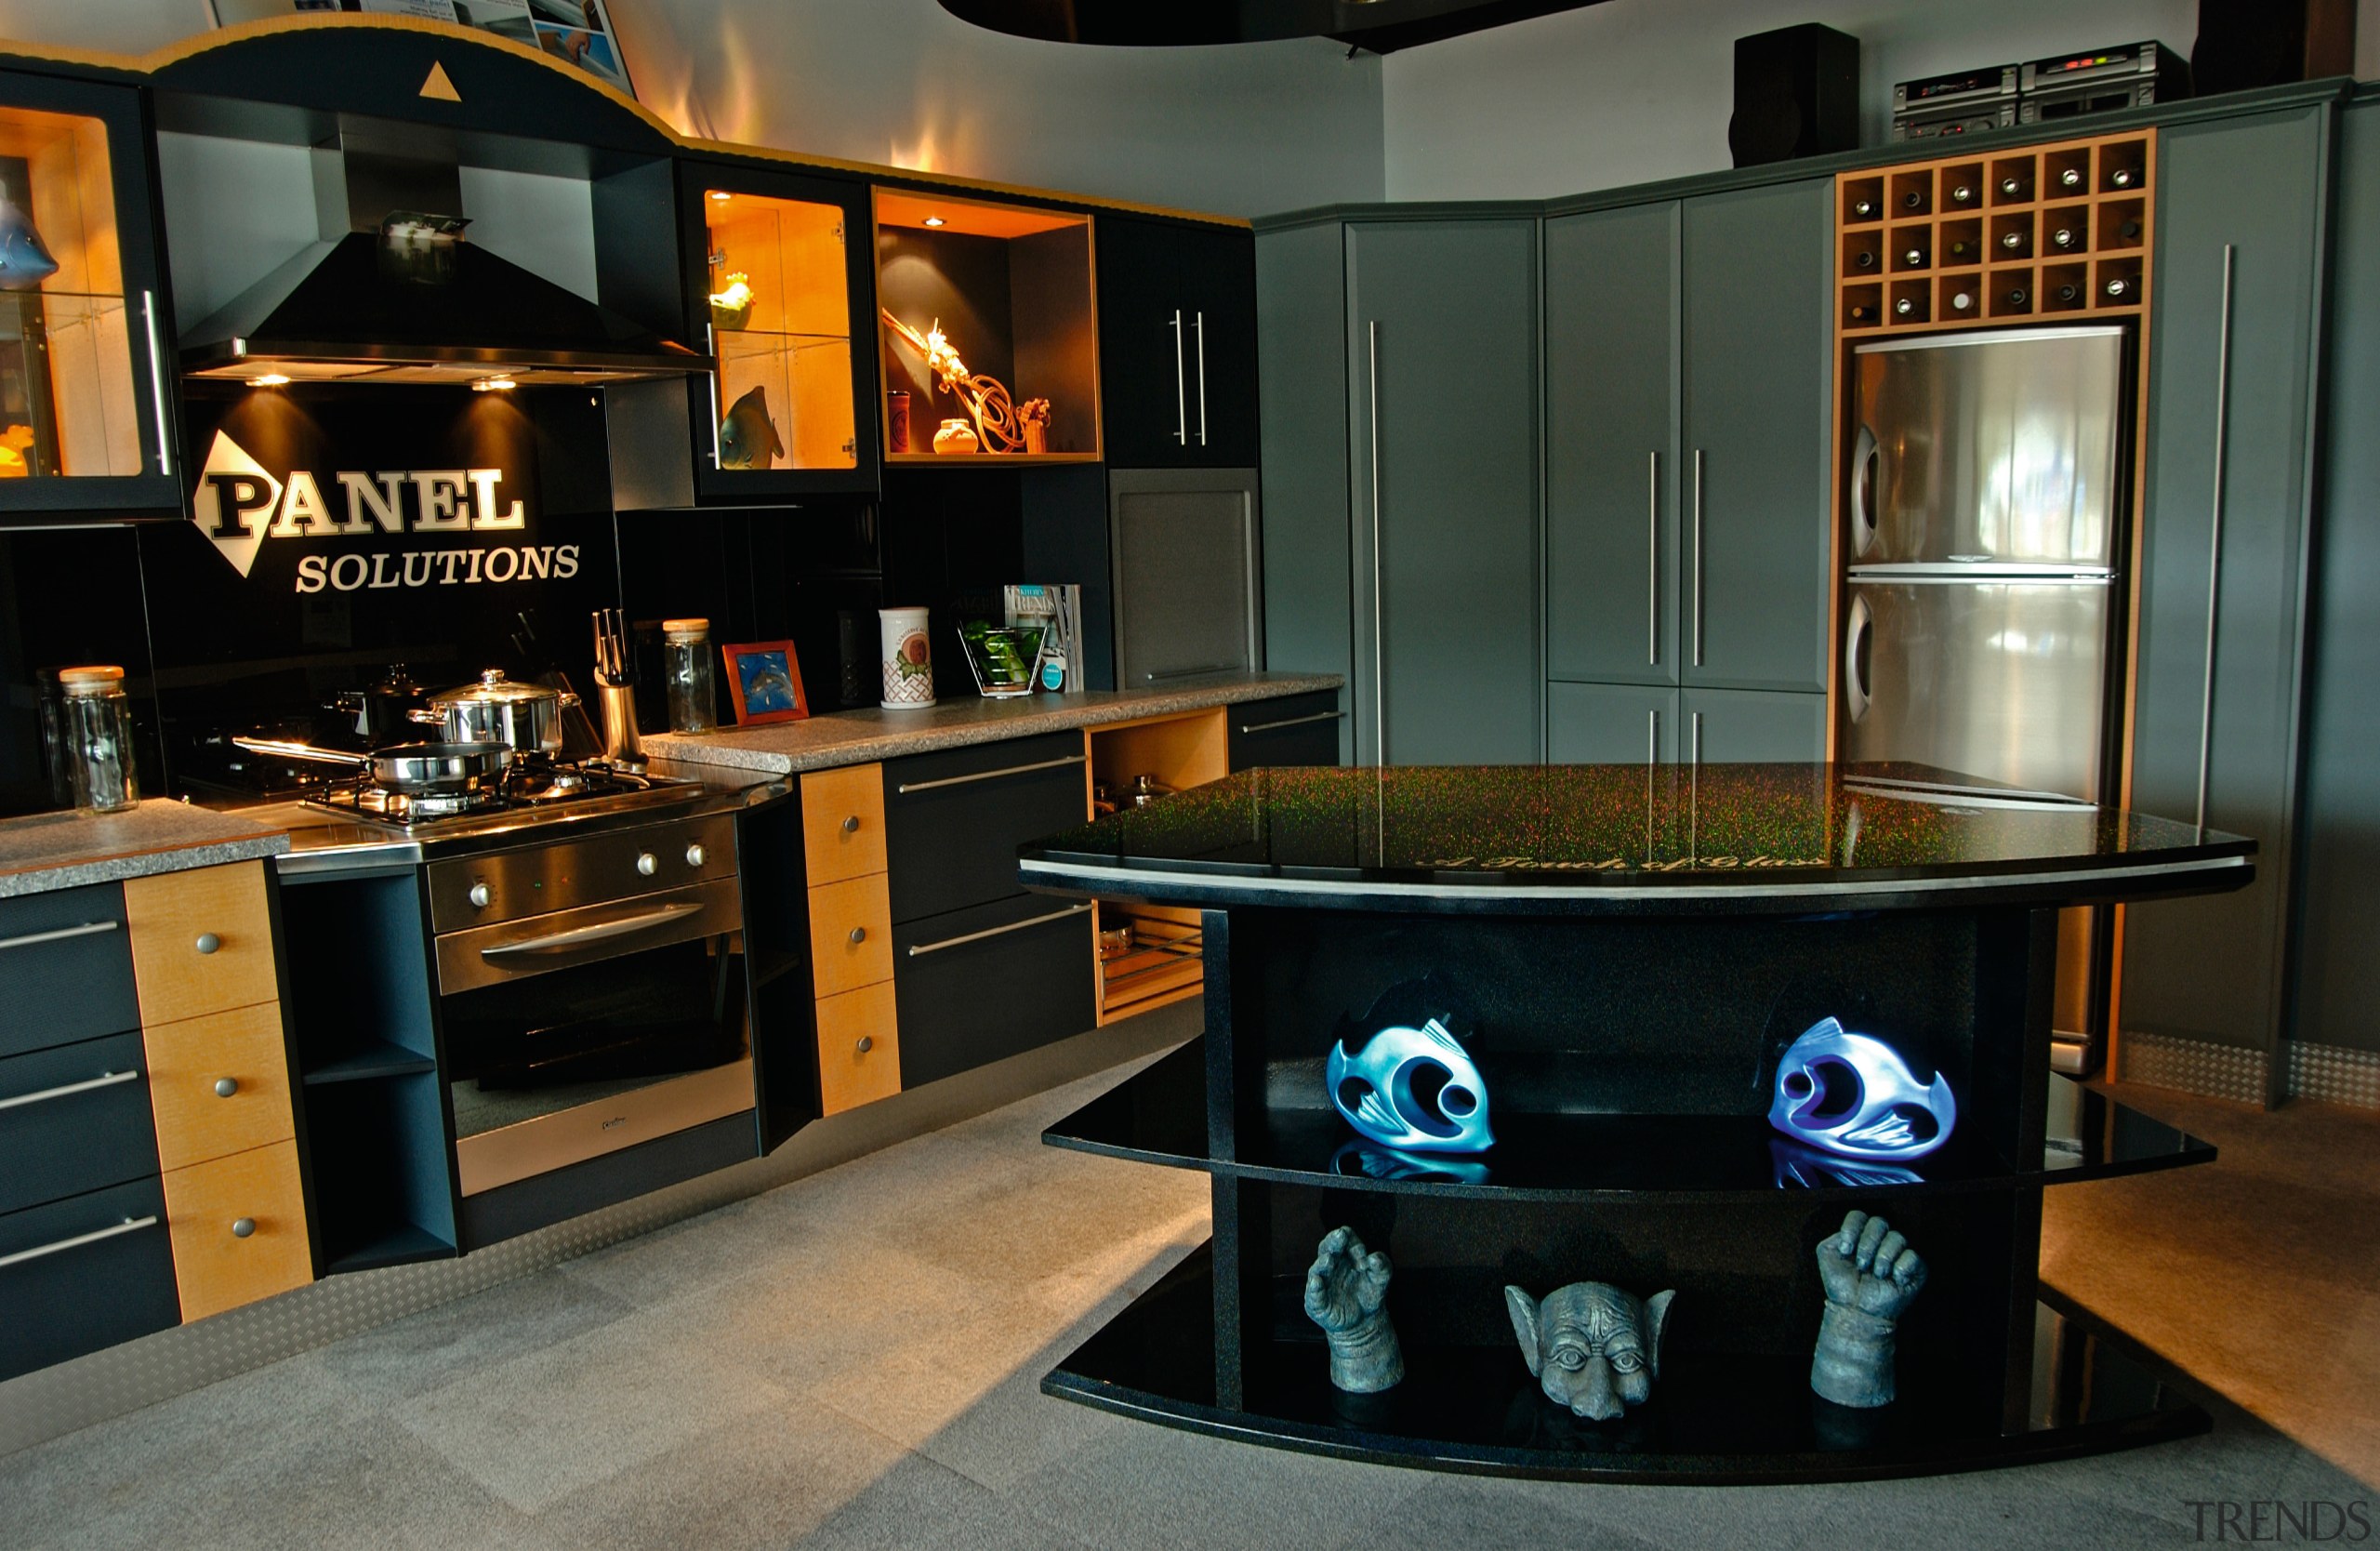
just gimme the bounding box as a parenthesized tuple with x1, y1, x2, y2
(412, 669, 577, 754)
(231, 737, 510, 795)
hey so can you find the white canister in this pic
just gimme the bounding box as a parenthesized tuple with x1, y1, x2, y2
(879, 606, 935, 709)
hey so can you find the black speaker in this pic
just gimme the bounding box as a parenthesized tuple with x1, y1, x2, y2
(2192, 0, 2357, 96)
(1730, 23, 1861, 168)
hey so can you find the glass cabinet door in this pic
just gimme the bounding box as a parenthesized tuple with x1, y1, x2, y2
(0, 73, 177, 517)
(682, 164, 877, 497)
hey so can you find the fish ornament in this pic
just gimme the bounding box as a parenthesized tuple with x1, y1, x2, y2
(1768, 1016, 1957, 1161)
(718, 385, 785, 470)
(0, 186, 60, 292)
(1326, 1014, 1495, 1155)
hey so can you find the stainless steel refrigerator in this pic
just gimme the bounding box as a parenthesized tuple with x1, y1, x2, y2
(1840, 325, 2130, 1068)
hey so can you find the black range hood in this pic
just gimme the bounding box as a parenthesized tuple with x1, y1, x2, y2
(933, 0, 1612, 51)
(179, 135, 707, 387)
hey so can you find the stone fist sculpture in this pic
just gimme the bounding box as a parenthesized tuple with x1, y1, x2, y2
(1302, 1226, 1404, 1393)
(1811, 1209, 1927, 1408)
(1504, 1280, 1674, 1421)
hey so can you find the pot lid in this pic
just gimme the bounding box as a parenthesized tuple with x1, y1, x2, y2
(427, 669, 557, 706)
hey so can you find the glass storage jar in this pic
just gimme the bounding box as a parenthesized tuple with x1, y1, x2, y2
(57, 666, 138, 814)
(663, 618, 717, 733)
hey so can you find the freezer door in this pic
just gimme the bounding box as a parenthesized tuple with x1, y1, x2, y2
(1841, 577, 2112, 801)
(1850, 326, 2127, 567)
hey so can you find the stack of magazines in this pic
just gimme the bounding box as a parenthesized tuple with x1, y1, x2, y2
(1003, 583, 1085, 693)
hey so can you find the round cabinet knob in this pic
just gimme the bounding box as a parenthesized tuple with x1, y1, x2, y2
(194, 933, 221, 955)
(214, 1077, 240, 1098)
(231, 1218, 256, 1239)
(685, 842, 707, 868)
(636, 852, 658, 877)
(848, 927, 866, 946)
(855, 1035, 874, 1054)
(468, 882, 492, 909)
(840, 815, 860, 835)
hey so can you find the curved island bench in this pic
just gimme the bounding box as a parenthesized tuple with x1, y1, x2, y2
(1018, 763, 2253, 1483)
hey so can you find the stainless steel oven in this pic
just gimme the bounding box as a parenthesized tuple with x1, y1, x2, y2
(424, 810, 754, 1198)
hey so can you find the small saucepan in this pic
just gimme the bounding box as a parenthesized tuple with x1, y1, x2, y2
(411, 669, 577, 755)
(231, 736, 511, 796)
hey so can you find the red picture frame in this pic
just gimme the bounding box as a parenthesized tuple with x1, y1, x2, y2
(721, 640, 809, 725)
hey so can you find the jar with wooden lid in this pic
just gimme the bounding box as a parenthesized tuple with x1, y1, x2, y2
(662, 619, 716, 734)
(58, 666, 138, 814)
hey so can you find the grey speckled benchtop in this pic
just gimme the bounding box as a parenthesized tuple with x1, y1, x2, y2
(0, 801, 292, 899)
(643, 672, 1343, 776)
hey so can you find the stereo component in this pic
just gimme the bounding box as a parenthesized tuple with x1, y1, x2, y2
(2019, 40, 2190, 125)
(1891, 63, 2019, 142)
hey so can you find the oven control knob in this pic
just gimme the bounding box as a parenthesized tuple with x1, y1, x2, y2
(468, 882, 492, 909)
(637, 852, 658, 877)
(685, 842, 707, 868)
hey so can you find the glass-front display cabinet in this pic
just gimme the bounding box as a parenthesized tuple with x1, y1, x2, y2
(679, 161, 879, 498)
(0, 73, 179, 517)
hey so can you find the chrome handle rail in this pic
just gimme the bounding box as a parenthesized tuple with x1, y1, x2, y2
(707, 324, 724, 467)
(0, 1068, 139, 1113)
(1691, 448, 1706, 669)
(1236, 709, 1345, 736)
(1368, 319, 1386, 768)
(1194, 310, 1209, 446)
(142, 292, 173, 476)
(1647, 450, 1660, 665)
(479, 902, 707, 959)
(2197, 245, 2236, 834)
(1171, 310, 1187, 446)
(1689, 709, 1703, 858)
(0, 1214, 157, 1272)
(0, 920, 118, 954)
(894, 753, 1085, 794)
(1145, 665, 1239, 683)
(907, 902, 1093, 958)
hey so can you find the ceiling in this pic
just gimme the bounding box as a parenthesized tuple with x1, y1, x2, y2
(932, 0, 1617, 53)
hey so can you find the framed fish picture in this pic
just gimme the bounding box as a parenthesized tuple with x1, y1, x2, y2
(722, 640, 809, 725)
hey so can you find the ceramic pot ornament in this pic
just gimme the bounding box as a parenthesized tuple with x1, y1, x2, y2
(1810, 1210, 1926, 1408)
(1768, 1017, 1956, 1160)
(1302, 1226, 1404, 1393)
(1504, 1281, 1674, 1421)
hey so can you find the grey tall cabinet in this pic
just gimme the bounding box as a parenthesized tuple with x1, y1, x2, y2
(2120, 105, 2332, 1102)
(1543, 179, 1834, 767)
(1258, 214, 1540, 766)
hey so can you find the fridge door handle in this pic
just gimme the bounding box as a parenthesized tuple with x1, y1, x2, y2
(1844, 593, 1873, 725)
(1851, 424, 1881, 561)
(2196, 245, 2236, 833)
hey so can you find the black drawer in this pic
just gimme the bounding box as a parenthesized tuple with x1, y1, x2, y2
(0, 1030, 159, 1217)
(1226, 691, 1344, 770)
(0, 1175, 179, 1381)
(883, 731, 1090, 923)
(892, 893, 1097, 1089)
(0, 883, 139, 1060)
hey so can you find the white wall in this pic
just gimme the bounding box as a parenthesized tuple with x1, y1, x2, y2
(0, 0, 1384, 217)
(1382, 0, 2380, 203)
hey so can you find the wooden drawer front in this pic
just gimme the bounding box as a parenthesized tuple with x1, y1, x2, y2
(0, 1030, 158, 1218)
(884, 731, 1091, 923)
(892, 893, 1096, 1089)
(0, 1175, 179, 1383)
(143, 1003, 297, 1174)
(807, 872, 894, 997)
(800, 763, 888, 886)
(814, 980, 900, 1116)
(124, 863, 279, 1027)
(161, 1138, 311, 1320)
(0, 883, 139, 1060)
(1227, 691, 1345, 770)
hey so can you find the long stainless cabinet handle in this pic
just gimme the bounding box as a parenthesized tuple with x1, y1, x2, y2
(142, 291, 173, 477)
(0, 1214, 158, 1272)
(1171, 310, 1187, 446)
(1194, 311, 1208, 446)
(0, 1068, 139, 1113)
(907, 901, 1093, 958)
(895, 753, 1086, 794)
(480, 901, 706, 959)
(1691, 448, 1706, 669)
(0, 920, 119, 954)
(1647, 450, 1659, 665)
(1368, 320, 1385, 767)
(707, 324, 724, 467)
(2196, 244, 2236, 833)
(1236, 709, 1345, 736)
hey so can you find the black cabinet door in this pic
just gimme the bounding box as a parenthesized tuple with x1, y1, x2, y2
(1226, 690, 1343, 769)
(0, 1031, 158, 1217)
(0, 1175, 178, 1381)
(1681, 179, 1834, 695)
(0, 883, 138, 1059)
(2122, 107, 2328, 1089)
(892, 893, 1097, 1087)
(1098, 217, 1260, 469)
(1178, 224, 1262, 468)
(0, 72, 180, 519)
(882, 731, 1090, 922)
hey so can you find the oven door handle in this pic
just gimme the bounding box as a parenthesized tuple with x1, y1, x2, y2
(477, 902, 708, 961)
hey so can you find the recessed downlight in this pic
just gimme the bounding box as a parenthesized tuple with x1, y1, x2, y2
(922, 215, 946, 227)
(252, 373, 291, 388)
(708, 191, 733, 202)
(472, 377, 518, 392)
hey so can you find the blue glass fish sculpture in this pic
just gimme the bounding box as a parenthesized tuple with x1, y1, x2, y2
(1768, 1016, 1957, 1161)
(0, 189, 60, 292)
(1327, 1014, 1495, 1154)
(719, 385, 784, 470)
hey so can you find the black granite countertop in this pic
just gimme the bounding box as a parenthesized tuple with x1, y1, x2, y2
(1017, 763, 2256, 916)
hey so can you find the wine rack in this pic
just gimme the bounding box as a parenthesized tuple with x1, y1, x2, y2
(1837, 130, 2152, 338)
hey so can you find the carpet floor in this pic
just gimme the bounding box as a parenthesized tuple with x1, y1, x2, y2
(2, 1052, 2371, 1550)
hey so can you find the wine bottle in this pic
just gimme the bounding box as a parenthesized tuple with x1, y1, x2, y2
(1855, 248, 1878, 271)
(2104, 275, 2133, 300)
(2005, 285, 2030, 307)
(2000, 230, 2026, 252)
(1902, 190, 1926, 211)
(1948, 182, 1977, 205)
(1894, 296, 1918, 318)
(1999, 174, 2030, 199)
(2109, 165, 2139, 189)
(2119, 219, 2143, 242)
(1948, 239, 1974, 260)
(1848, 303, 1876, 323)
(2056, 283, 2081, 305)
(1902, 246, 1926, 268)
(1851, 197, 1878, 219)
(2049, 226, 2079, 251)
(2058, 166, 2085, 190)
(1949, 290, 1975, 312)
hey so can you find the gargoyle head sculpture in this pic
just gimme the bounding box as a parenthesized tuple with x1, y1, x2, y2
(1504, 1280, 1674, 1421)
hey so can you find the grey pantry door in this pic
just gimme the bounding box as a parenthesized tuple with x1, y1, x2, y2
(1345, 219, 1541, 766)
